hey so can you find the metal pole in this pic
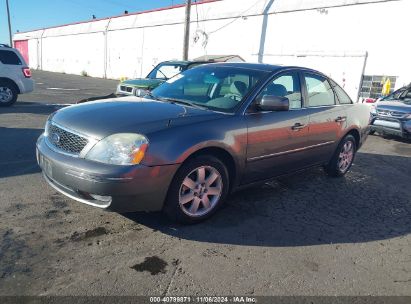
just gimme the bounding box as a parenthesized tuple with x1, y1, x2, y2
(183, 0, 191, 60)
(6, 0, 13, 46)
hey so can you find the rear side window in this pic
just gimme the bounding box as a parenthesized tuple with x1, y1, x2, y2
(330, 79, 352, 104)
(304, 73, 335, 107)
(0, 50, 22, 65)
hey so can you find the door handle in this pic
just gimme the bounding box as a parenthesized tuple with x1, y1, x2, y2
(335, 116, 347, 123)
(291, 123, 306, 131)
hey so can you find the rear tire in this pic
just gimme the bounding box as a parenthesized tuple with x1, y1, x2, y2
(324, 134, 357, 177)
(0, 81, 18, 107)
(163, 155, 229, 224)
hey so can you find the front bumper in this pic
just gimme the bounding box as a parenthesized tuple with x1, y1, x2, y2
(36, 134, 179, 212)
(370, 116, 411, 138)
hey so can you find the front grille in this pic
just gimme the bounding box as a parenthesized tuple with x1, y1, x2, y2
(47, 123, 89, 155)
(120, 86, 133, 93)
(377, 109, 406, 118)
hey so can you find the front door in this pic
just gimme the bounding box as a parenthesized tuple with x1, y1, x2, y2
(243, 71, 312, 183)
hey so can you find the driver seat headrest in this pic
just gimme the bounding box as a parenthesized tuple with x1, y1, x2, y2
(230, 81, 247, 96)
(265, 84, 287, 97)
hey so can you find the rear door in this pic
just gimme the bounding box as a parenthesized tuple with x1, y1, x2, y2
(301, 72, 347, 164)
(244, 70, 312, 183)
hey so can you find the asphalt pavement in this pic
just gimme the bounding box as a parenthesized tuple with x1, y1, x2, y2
(0, 71, 410, 296)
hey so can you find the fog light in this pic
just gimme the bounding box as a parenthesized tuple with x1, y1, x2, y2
(89, 194, 112, 203)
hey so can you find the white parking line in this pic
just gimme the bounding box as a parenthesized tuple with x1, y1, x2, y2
(46, 88, 80, 91)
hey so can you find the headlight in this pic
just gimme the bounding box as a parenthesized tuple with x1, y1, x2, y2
(85, 133, 149, 165)
(135, 88, 150, 97)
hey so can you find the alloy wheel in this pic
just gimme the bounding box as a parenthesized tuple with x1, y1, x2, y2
(179, 166, 223, 217)
(0, 86, 13, 103)
(338, 140, 354, 173)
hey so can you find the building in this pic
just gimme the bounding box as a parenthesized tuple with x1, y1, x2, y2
(13, 0, 410, 101)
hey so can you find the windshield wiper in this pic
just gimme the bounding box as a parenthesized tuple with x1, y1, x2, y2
(159, 97, 208, 110)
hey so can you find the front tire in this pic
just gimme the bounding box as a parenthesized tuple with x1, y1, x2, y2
(324, 134, 357, 177)
(0, 82, 18, 107)
(163, 155, 229, 224)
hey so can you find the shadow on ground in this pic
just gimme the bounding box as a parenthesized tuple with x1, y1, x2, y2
(125, 152, 411, 247)
(0, 127, 43, 178)
(0, 102, 66, 116)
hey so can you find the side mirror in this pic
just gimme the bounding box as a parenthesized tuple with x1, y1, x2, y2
(256, 95, 289, 111)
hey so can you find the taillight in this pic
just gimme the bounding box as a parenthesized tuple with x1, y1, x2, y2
(22, 67, 31, 78)
(364, 98, 376, 103)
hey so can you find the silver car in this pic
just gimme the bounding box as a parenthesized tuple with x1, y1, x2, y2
(37, 63, 371, 223)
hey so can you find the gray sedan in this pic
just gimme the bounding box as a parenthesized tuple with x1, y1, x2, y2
(36, 63, 371, 223)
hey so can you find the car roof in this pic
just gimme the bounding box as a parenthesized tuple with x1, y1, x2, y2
(192, 62, 321, 74)
(0, 44, 18, 52)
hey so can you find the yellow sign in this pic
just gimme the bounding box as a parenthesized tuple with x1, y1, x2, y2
(382, 78, 391, 96)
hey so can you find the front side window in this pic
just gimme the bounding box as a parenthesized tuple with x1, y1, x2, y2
(0, 50, 22, 65)
(147, 63, 186, 80)
(150, 66, 268, 113)
(257, 72, 302, 109)
(304, 74, 335, 107)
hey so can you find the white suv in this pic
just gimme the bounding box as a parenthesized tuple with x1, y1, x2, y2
(0, 44, 34, 107)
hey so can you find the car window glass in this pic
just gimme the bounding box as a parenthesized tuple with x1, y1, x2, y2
(330, 79, 352, 104)
(304, 74, 335, 107)
(155, 65, 183, 79)
(150, 66, 267, 113)
(257, 72, 302, 109)
(383, 89, 405, 101)
(0, 50, 22, 65)
(401, 89, 411, 103)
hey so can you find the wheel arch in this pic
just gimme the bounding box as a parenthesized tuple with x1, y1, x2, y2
(344, 128, 361, 149)
(0, 77, 20, 94)
(177, 146, 239, 192)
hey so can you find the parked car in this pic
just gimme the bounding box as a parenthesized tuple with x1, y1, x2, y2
(370, 84, 411, 138)
(77, 56, 244, 104)
(0, 44, 34, 107)
(115, 55, 245, 97)
(115, 60, 207, 97)
(37, 63, 370, 223)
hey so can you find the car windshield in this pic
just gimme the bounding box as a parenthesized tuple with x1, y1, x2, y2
(382, 87, 411, 104)
(149, 65, 268, 113)
(147, 63, 187, 80)
(383, 88, 406, 101)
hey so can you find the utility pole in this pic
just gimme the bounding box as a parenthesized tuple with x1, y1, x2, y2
(183, 0, 191, 60)
(6, 0, 13, 46)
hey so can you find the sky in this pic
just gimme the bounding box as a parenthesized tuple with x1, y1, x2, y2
(0, 0, 186, 45)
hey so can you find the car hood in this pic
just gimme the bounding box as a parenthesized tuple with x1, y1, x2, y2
(376, 101, 411, 113)
(121, 78, 165, 90)
(52, 97, 225, 139)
